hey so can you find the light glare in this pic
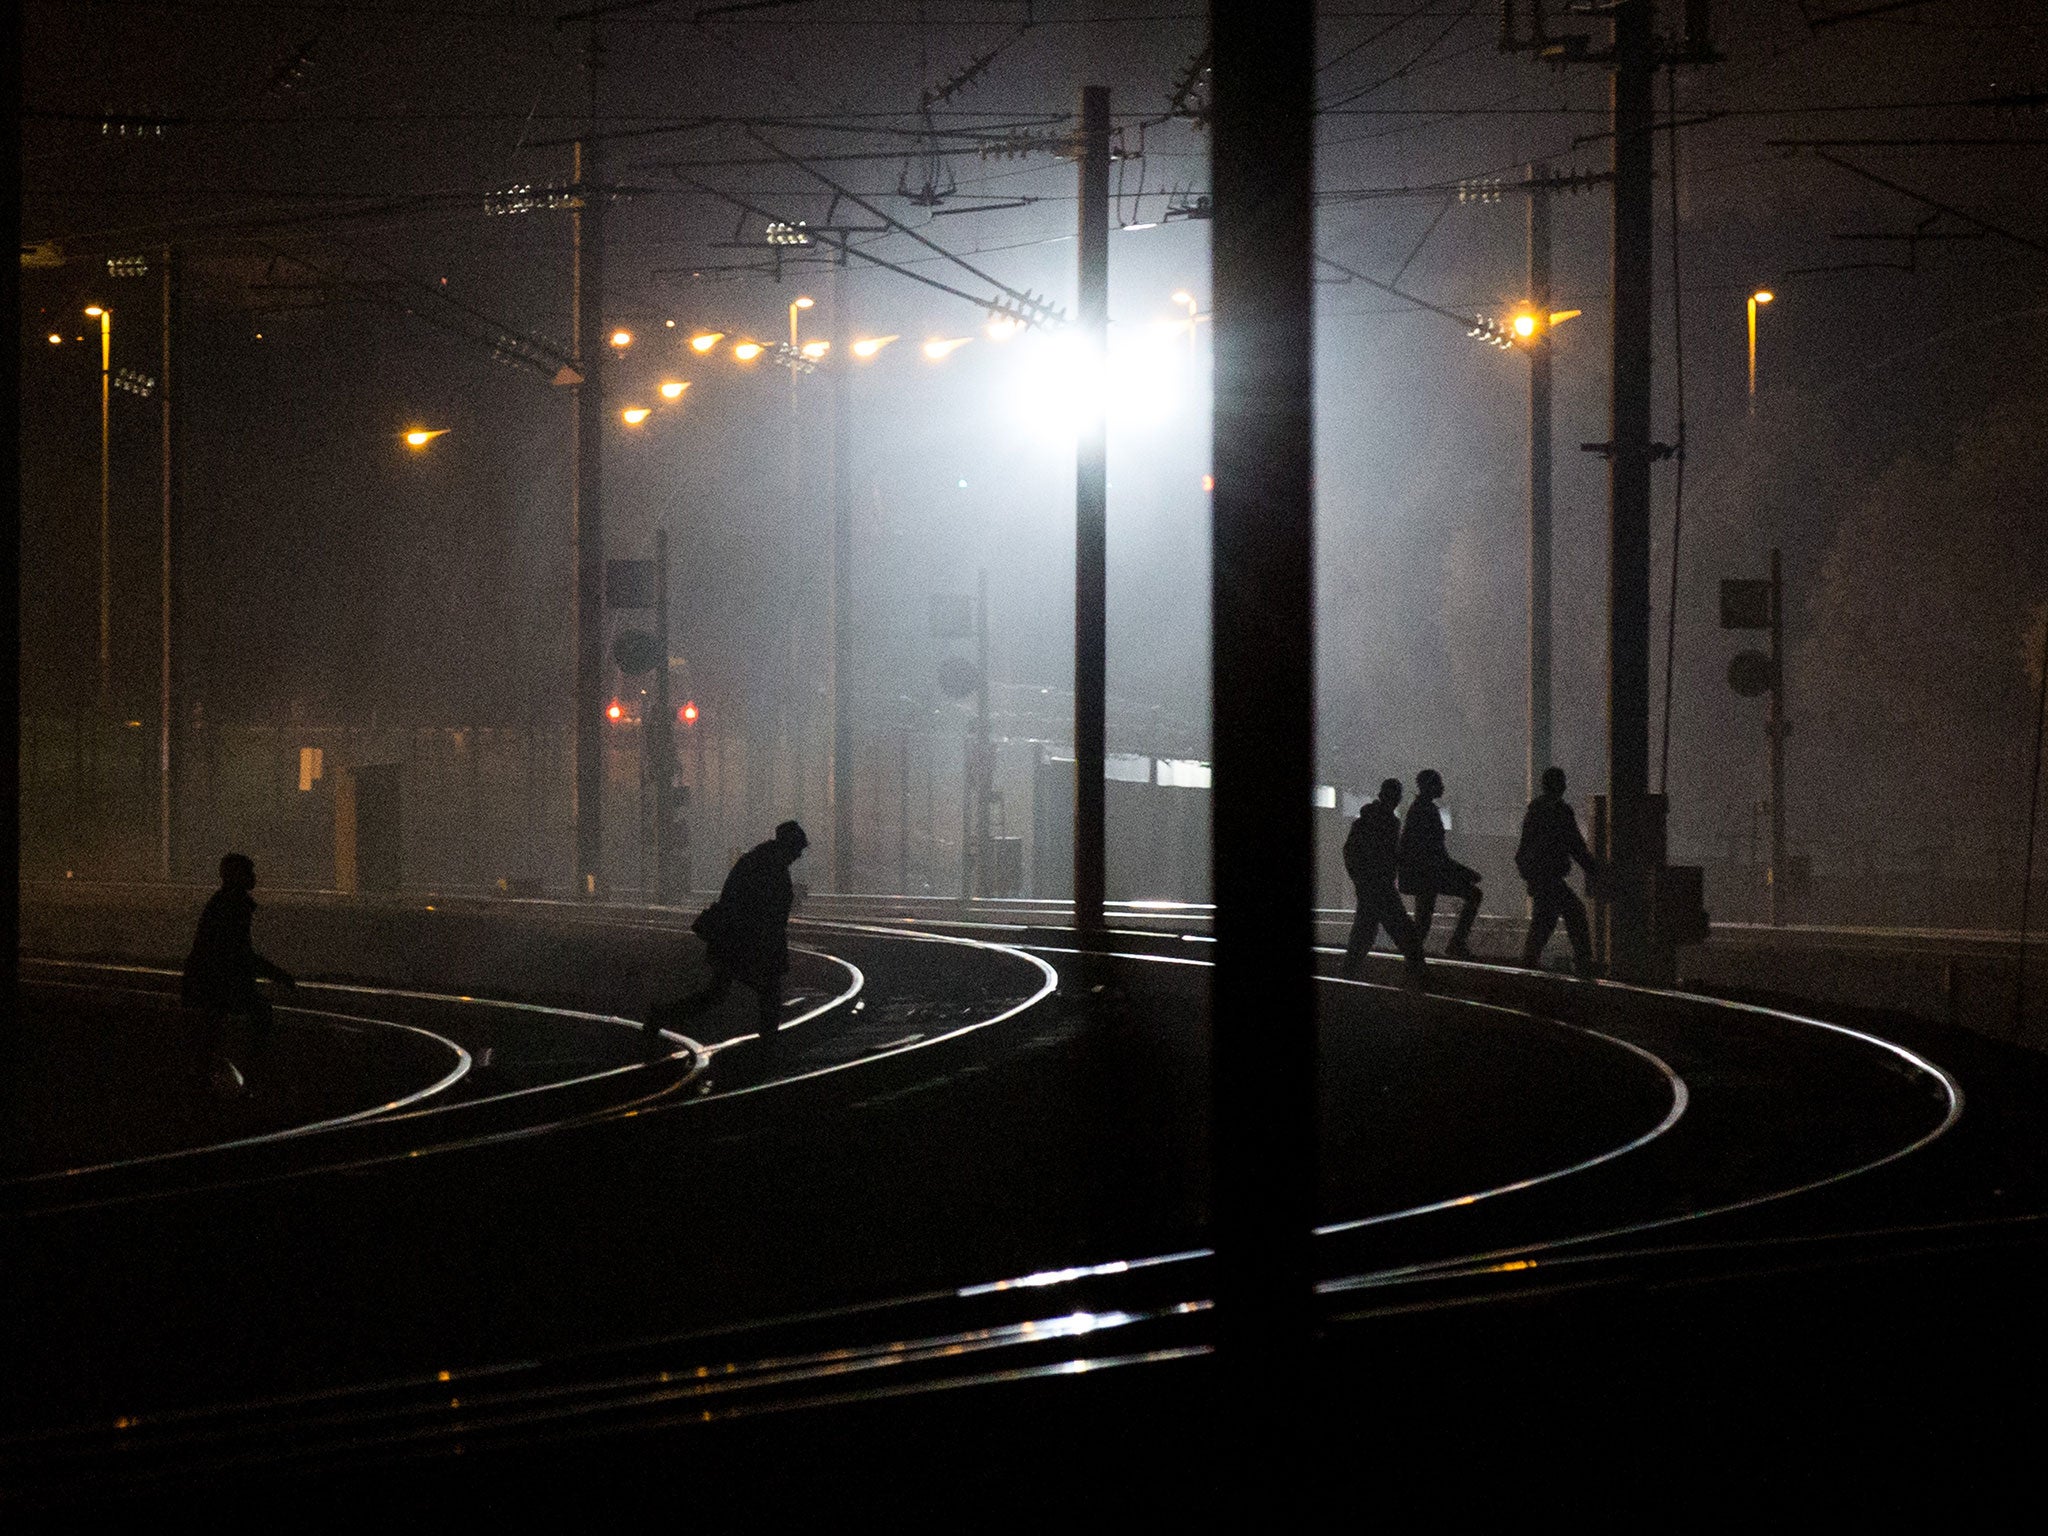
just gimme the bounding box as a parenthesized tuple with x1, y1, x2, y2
(1753, 289, 1775, 305)
(610, 329, 633, 348)
(733, 341, 764, 361)
(1007, 326, 1186, 440)
(622, 406, 652, 424)
(800, 340, 830, 359)
(689, 331, 725, 353)
(851, 335, 898, 359)
(659, 380, 688, 399)
(923, 337, 971, 361)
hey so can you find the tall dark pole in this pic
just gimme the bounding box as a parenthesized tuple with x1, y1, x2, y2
(572, 58, 608, 900)
(1527, 169, 1553, 799)
(975, 567, 991, 896)
(830, 256, 854, 892)
(1767, 546, 1787, 927)
(1073, 85, 1110, 942)
(160, 244, 182, 881)
(1210, 0, 1318, 1397)
(96, 306, 111, 709)
(1605, 0, 1658, 979)
(654, 529, 674, 901)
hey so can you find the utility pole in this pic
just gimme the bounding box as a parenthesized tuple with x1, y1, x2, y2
(1767, 546, 1787, 926)
(571, 38, 608, 900)
(95, 303, 111, 708)
(1504, 0, 1715, 981)
(160, 244, 182, 881)
(1604, 0, 1659, 981)
(975, 567, 991, 896)
(1527, 164, 1553, 799)
(654, 529, 674, 901)
(830, 256, 854, 892)
(1073, 84, 1110, 943)
(1210, 0, 1318, 1430)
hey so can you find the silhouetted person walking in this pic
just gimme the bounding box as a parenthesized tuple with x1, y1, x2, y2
(1343, 779, 1427, 981)
(649, 821, 807, 1060)
(1398, 768, 1483, 959)
(181, 853, 295, 1090)
(1517, 767, 1601, 977)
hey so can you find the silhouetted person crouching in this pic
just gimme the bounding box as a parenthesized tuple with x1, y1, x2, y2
(182, 853, 295, 1089)
(649, 820, 807, 1059)
(1517, 767, 1601, 978)
(1398, 768, 1483, 959)
(1343, 778, 1427, 981)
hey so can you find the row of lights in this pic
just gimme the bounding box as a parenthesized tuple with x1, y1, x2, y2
(408, 288, 1209, 445)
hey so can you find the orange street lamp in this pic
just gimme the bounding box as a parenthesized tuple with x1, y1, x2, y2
(609, 328, 634, 349)
(851, 335, 898, 360)
(621, 405, 652, 425)
(1747, 289, 1774, 411)
(689, 331, 725, 354)
(402, 427, 450, 448)
(922, 337, 971, 362)
(659, 380, 689, 400)
(732, 340, 764, 362)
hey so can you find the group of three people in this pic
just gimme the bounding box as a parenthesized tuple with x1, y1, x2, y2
(1343, 766, 1601, 981)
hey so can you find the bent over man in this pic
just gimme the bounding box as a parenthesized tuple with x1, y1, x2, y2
(182, 852, 296, 1088)
(649, 820, 808, 1057)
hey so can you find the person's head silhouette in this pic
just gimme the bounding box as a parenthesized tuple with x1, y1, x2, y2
(1542, 766, 1567, 797)
(219, 853, 256, 892)
(1377, 777, 1403, 809)
(775, 821, 809, 862)
(1415, 768, 1443, 800)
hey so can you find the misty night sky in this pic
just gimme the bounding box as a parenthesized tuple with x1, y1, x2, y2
(19, 0, 2048, 868)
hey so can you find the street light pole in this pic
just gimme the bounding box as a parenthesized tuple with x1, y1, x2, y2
(1767, 546, 1788, 926)
(160, 248, 181, 881)
(1073, 85, 1110, 944)
(830, 261, 854, 893)
(572, 119, 609, 899)
(788, 294, 812, 835)
(89, 304, 111, 708)
(654, 528, 674, 902)
(1527, 165, 1553, 800)
(1747, 288, 1773, 413)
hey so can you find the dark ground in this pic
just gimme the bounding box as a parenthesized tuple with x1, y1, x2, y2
(8, 889, 2048, 1514)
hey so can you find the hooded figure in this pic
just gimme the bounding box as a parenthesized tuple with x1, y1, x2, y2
(1342, 779, 1427, 980)
(181, 852, 295, 1091)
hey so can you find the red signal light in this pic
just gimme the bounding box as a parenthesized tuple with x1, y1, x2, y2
(679, 701, 699, 724)
(606, 699, 625, 722)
